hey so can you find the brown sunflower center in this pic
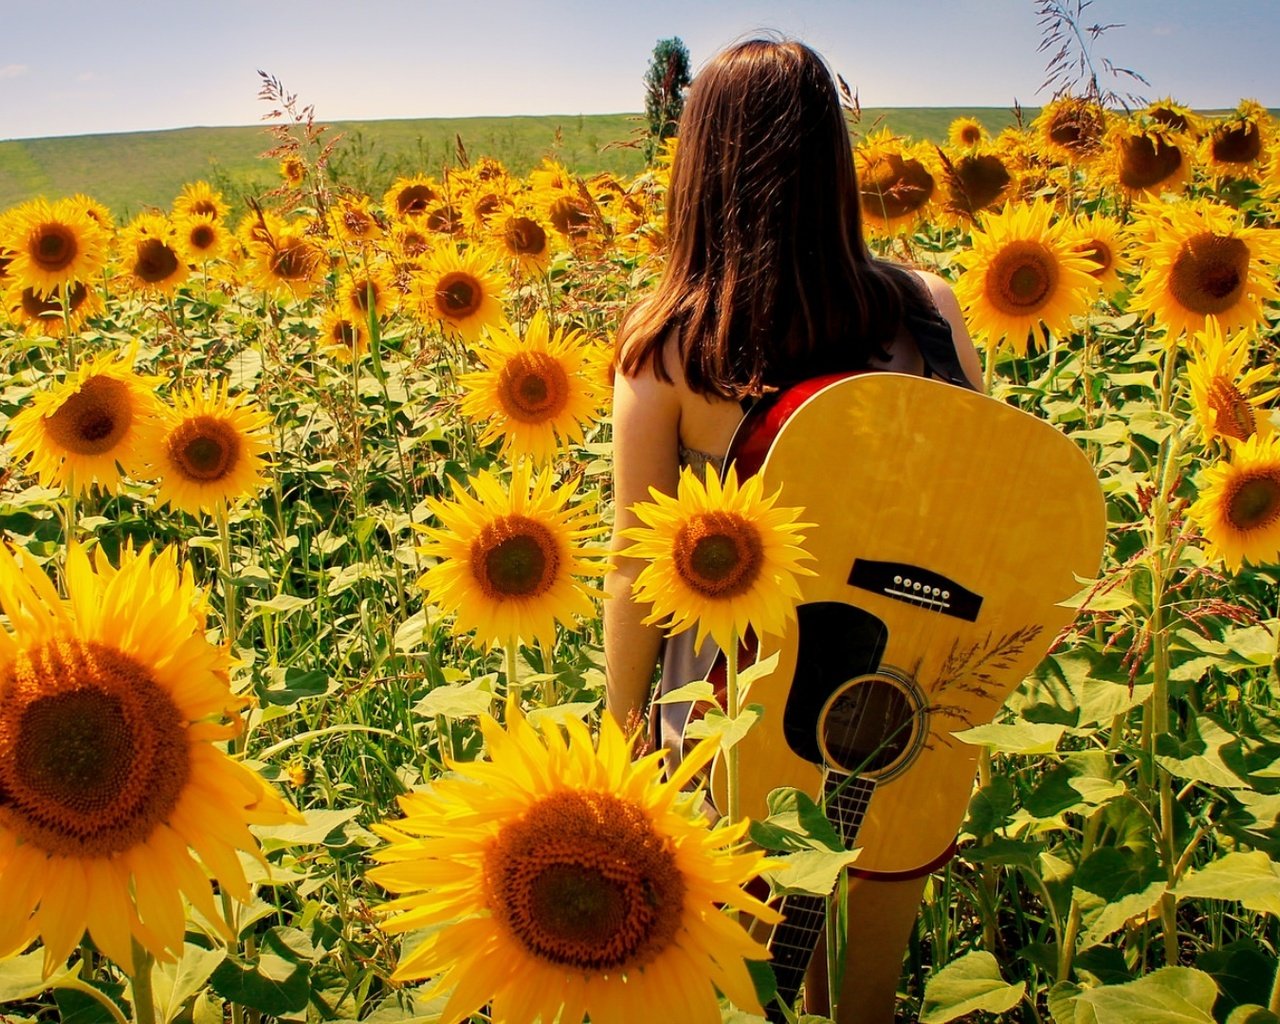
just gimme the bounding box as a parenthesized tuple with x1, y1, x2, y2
(861, 154, 935, 219)
(165, 414, 241, 482)
(31, 224, 78, 273)
(426, 205, 462, 235)
(0, 638, 190, 858)
(497, 353, 570, 423)
(435, 272, 482, 317)
(44, 374, 133, 456)
(351, 278, 380, 313)
(505, 217, 548, 257)
(471, 515, 560, 598)
(396, 185, 436, 216)
(1207, 378, 1256, 441)
(474, 194, 503, 221)
(484, 790, 684, 971)
(1076, 239, 1113, 278)
(133, 238, 181, 283)
(1118, 134, 1183, 190)
(1149, 106, 1189, 132)
(20, 281, 89, 320)
(549, 196, 593, 238)
(331, 319, 361, 346)
(189, 224, 217, 251)
(959, 124, 982, 146)
(191, 199, 219, 218)
(343, 209, 376, 237)
(271, 240, 321, 282)
(1226, 471, 1280, 531)
(1212, 122, 1262, 165)
(1047, 103, 1105, 156)
(673, 511, 765, 599)
(948, 154, 1011, 217)
(984, 240, 1059, 315)
(1169, 234, 1250, 315)
(400, 230, 430, 257)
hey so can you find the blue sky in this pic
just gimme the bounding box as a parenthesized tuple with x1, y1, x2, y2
(0, 0, 1276, 141)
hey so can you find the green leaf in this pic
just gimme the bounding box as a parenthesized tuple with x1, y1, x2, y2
(962, 775, 1016, 837)
(651, 679, 716, 706)
(208, 945, 310, 1017)
(954, 721, 1065, 754)
(1077, 879, 1168, 948)
(749, 787, 843, 852)
(1156, 714, 1250, 790)
(151, 944, 226, 1024)
(759, 847, 861, 895)
(1075, 966, 1218, 1023)
(1047, 980, 1100, 1024)
(1178, 851, 1280, 915)
(259, 666, 329, 706)
(0, 950, 63, 1002)
(245, 593, 314, 618)
(919, 950, 1025, 1023)
(1075, 846, 1164, 902)
(413, 676, 495, 719)
(1227, 1007, 1280, 1024)
(961, 837, 1045, 869)
(1199, 941, 1276, 1018)
(682, 703, 762, 752)
(254, 807, 362, 847)
(393, 609, 429, 653)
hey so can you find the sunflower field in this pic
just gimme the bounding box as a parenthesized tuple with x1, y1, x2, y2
(3, 90, 1280, 1024)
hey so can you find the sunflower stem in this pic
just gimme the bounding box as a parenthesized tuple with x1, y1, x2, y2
(505, 637, 521, 705)
(61, 285, 76, 371)
(981, 344, 997, 395)
(216, 505, 243, 754)
(129, 939, 159, 1024)
(725, 632, 741, 835)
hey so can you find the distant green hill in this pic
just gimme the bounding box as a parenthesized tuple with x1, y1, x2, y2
(0, 106, 1241, 218)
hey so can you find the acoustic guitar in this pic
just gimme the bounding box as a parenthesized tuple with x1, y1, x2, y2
(675, 371, 1105, 1019)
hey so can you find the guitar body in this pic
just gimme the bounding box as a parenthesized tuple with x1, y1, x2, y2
(703, 372, 1104, 875)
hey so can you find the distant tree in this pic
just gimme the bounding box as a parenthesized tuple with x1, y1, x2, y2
(643, 37, 692, 164)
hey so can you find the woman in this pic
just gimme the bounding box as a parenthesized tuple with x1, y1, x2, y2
(603, 38, 983, 1024)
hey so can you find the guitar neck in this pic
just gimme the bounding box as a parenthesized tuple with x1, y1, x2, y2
(766, 772, 877, 1023)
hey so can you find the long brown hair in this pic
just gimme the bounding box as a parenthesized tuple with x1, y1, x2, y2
(617, 38, 930, 398)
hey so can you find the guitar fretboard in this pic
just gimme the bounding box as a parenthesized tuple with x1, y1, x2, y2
(766, 771, 878, 1023)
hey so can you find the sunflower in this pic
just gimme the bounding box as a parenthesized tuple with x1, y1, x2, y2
(622, 464, 814, 654)
(4, 279, 103, 338)
(67, 194, 116, 233)
(383, 175, 441, 220)
(331, 194, 384, 244)
(948, 116, 987, 149)
(369, 702, 776, 1024)
(141, 383, 272, 517)
(1141, 97, 1206, 139)
(319, 308, 369, 362)
(280, 155, 306, 187)
(243, 216, 328, 300)
(938, 147, 1015, 224)
(5, 348, 161, 496)
(1104, 120, 1190, 198)
(411, 245, 507, 341)
(953, 200, 1098, 355)
(172, 180, 228, 224)
(416, 463, 605, 649)
(1127, 199, 1280, 341)
(1033, 96, 1108, 164)
(425, 202, 465, 237)
(855, 129, 939, 234)
(1062, 213, 1135, 297)
(118, 213, 189, 296)
(4, 197, 109, 298)
(491, 209, 554, 275)
(1187, 321, 1276, 446)
(174, 212, 228, 265)
(1189, 433, 1280, 572)
(459, 311, 609, 463)
(463, 189, 511, 234)
(1200, 100, 1273, 182)
(0, 542, 300, 973)
(338, 260, 396, 323)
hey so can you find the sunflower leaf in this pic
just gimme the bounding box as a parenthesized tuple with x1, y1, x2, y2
(919, 950, 1025, 1022)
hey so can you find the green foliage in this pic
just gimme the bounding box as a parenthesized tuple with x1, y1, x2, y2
(643, 37, 691, 163)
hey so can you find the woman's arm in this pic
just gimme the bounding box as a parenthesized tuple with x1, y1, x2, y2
(603, 362, 682, 727)
(914, 269, 986, 392)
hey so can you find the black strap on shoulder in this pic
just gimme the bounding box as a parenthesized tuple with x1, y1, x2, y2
(903, 302, 975, 391)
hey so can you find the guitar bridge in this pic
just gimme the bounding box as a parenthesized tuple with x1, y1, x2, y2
(847, 559, 982, 622)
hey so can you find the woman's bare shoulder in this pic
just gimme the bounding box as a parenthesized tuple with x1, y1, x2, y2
(908, 269, 985, 391)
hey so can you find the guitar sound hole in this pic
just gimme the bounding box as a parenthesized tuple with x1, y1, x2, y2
(820, 679, 918, 776)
